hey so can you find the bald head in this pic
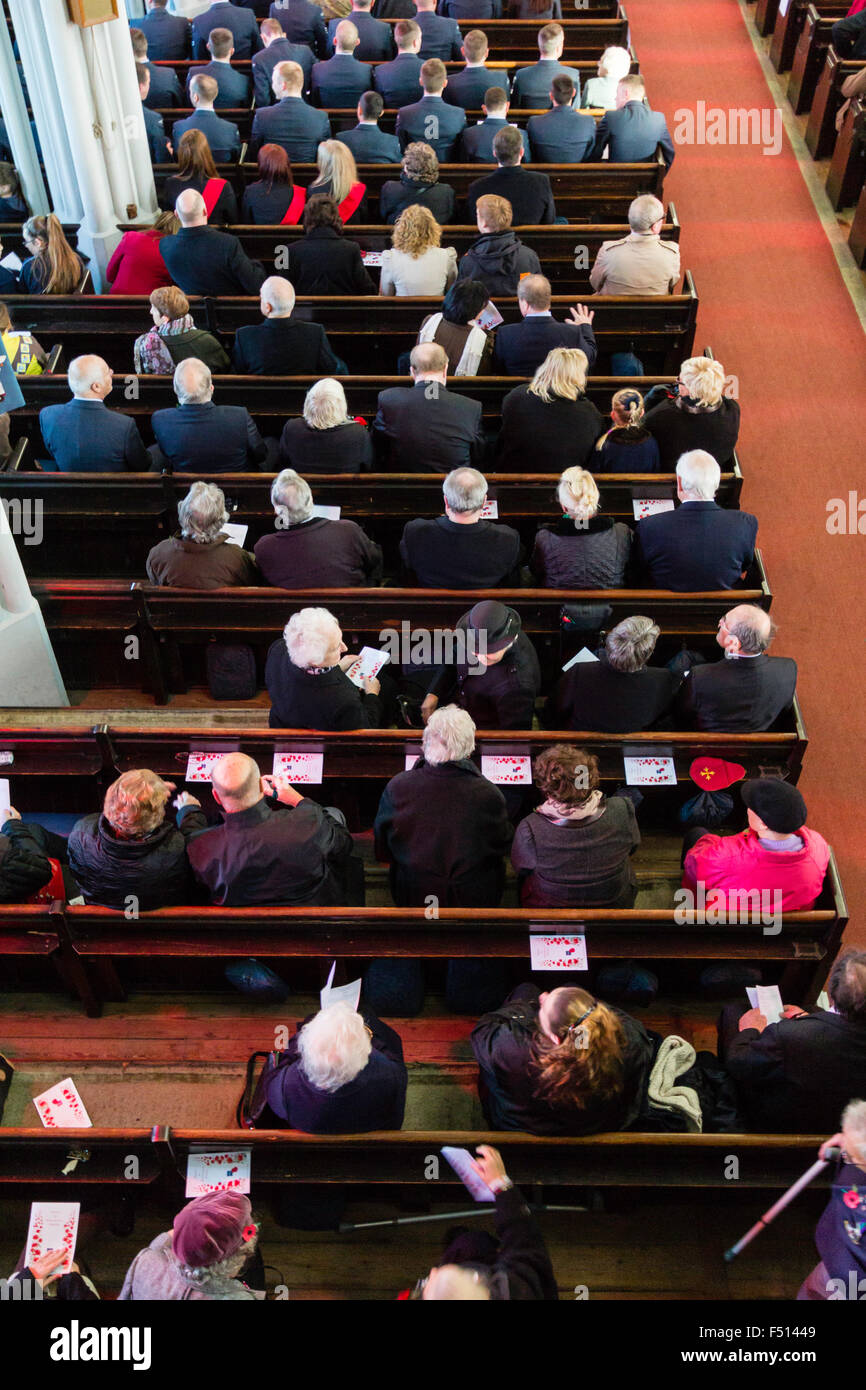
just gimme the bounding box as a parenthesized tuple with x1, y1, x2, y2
(261, 275, 295, 318)
(176, 188, 208, 227)
(719, 604, 776, 656)
(423, 1265, 491, 1300)
(211, 754, 262, 812)
(410, 342, 448, 381)
(174, 357, 213, 406)
(68, 354, 112, 401)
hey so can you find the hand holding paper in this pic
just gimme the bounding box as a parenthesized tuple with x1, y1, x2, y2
(344, 646, 390, 689)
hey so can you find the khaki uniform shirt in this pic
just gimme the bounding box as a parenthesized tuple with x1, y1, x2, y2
(590, 230, 681, 295)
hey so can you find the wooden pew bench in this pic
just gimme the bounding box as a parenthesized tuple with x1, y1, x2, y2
(806, 49, 866, 157)
(826, 93, 866, 208)
(788, 2, 849, 112)
(849, 154, 866, 262)
(770, 0, 848, 75)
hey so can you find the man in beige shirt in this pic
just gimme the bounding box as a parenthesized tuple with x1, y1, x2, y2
(589, 193, 681, 295)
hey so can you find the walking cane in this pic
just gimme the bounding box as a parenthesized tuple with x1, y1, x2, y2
(723, 1147, 841, 1261)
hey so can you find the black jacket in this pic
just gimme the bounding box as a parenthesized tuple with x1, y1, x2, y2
(241, 180, 302, 223)
(544, 652, 682, 732)
(372, 52, 424, 107)
(465, 164, 555, 225)
(400, 515, 522, 588)
(67, 811, 201, 911)
(159, 226, 266, 297)
(265, 1012, 407, 1132)
(152, 402, 267, 473)
(428, 619, 541, 728)
(635, 500, 758, 591)
(471, 983, 655, 1135)
(644, 396, 741, 470)
(0, 821, 54, 902)
(373, 381, 485, 472)
(161, 173, 239, 224)
(529, 515, 632, 589)
(255, 516, 383, 587)
(279, 417, 373, 473)
(286, 226, 376, 295)
(412, 1184, 560, 1300)
(379, 174, 456, 225)
(678, 653, 798, 733)
(266, 643, 385, 728)
(493, 315, 598, 378)
(457, 230, 540, 296)
(232, 317, 343, 375)
(374, 756, 512, 907)
(311, 53, 372, 108)
(496, 386, 604, 471)
(724, 1009, 866, 1133)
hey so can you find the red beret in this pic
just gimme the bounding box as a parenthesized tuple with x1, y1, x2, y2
(689, 757, 746, 791)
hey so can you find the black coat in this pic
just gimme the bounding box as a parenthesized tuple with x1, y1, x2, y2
(457, 230, 540, 296)
(678, 653, 798, 733)
(266, 643, 385, 728)
(496, 386, 604, 471)
(185, 796, 354, 906)
(67, 811, 200, 911)
(635, 500, 758, 591)
(724, 1010, 866, 1133)
(465, 164, 554, 224)
(529, 516, 632, 589)
(311, 53, 372, 108)
(493, 315, 597, 378)
(375, 756, 512, 907)
(241, 180, 301, 223)
(152, 402, 267, 473)
(544, 652, 682, 732)
(232, 317, 343, 375)
(373, 381, 485, 472)
(428, 620, 541, 728)
(471, 983, 655, 1135)
(161, 174, 239, 224)
(379, 175, 456, 225)
(249, 95, 331, 161)
(399, 515, 522, 588)
(265, 1012, 407, 1131)
(278, 417, 373, 473)
(0, 821, 54, 902)
(159, 226, 266, 296)
(255, 516, 383, 587)
(285, 226, 376, 295)
(643, 397, 741, 470)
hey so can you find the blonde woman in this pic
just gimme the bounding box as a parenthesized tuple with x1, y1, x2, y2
(594, 387, 661, 472)
(379, 204, 458, 297)
(278, 378, 373, 473)
(308, 139, 368, 224)
(529, 465, 632, 588)
(644, 355, 740, 469)
(581, 46, 632, 109)
(496, 346, 605, 471)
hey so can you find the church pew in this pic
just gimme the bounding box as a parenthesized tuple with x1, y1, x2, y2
(806, 49, 866, 157)
(756, 0, 782, 38)
(849, 162, 866, 262)
(788, 3, 848, 112)
(770, 0, 848, 75)
(156, 105, 608, 140)
(826, 94, 866, 208)
(0, 903, 61, 984)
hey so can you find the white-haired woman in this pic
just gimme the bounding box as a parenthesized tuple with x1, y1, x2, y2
(581, 46, 632, 109)
(530, 466, 632, 588)
(308, 139, 368, 224)
(798, 1100, 866, 1300)
(262, 1001, 407, 1132)
(265, 606, 386, 729)
(146, 480, 259, 588)
(496, 347, 606, 472)
(254, 468, 382, 589)
(278, 378, 373, 474)
(644, 355, 741, 470)
(544, 614, 682, 732)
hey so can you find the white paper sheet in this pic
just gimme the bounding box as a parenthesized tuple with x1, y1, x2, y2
(25, 1201, 80, 1275)
(344, 646, 390, 688)
(474, 301, 503, 331)
(320, 960, 362, 1013)
(310, 504, 341, 520)
(479, 499, 499, 519)
(529, 934, 588, 971)
(185, 751, 225, 782)
(0, 251, 22, 273)
(271, 752, 324, 783)
(405, 751, 421, 770)
(362, 251, 384, 266)
(33, 1077, 92, 1129)
(633, 497, 675, 520)
(185, 1150, 251, 1198)
(746, 984, 783, 1025)
(623, 755, 677, 786)
(441, 1146, 496, 1201)
(0, 778, 10, 814)
(562, 646, 599, 671)
(221, 522, 248, 548)
(480, 754, 531, 785)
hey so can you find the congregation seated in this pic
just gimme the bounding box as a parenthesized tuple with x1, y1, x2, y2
(644, 355, 741, 469)
(721, 949, 866, 1134)
(161, 188, 266, 296)
(266, 606, 385, 729)
(131, 25, 183, 110)
(373, 343, 485, 471)
(379, 142, 455, 225)
(182, 751, 356, 906)
(400, 465, 523, 587)
(232, 274, 345, 375)
(496, 347, 604, 471)
(635, 450, 758, 591)
(130, 2, 190, 64)
(373, 19, 424, 107)
(137, 63, 171, 163)
(683, 777, 831, 914)
(253, 18, 316, 106)
(527, 75, 595, 163)
(151, 358, 268, 473)
(590, 193, 681, 296)
(416, 277, 493, 375)
(146, 480, 259, 588)
(279, 376, 373, 471)
(18, 214, 84, 295)
(67, 768, 201, 910)
(0, 301, 47, 376)
(172, 74, 241, 164)
(380, 204, 458, 296)
(39, 355, 149, 473)
(308, 138, 369, 224)
(241, 143, 307, 224)
(471, 982, 655, 1134)
(285, 193, 375, 293)
(312, 20, 373, 108)
(592, 387, 661, 472)
(592, 73, 676, 170)
(161, 129, 240, 225)
(529, 463, 631, 586)
(492, 273, 596, 375)
(396, 58, 467, 160)
(678, 604, 798, 733)
(457, 194, 541, 296)
(423, 599, 541, 728)
(330, 0, 395, 60)
(544, 615, 682, 731)
(374, 705, 512, 906)
(250, 60, 330, 163)
(411, 0, 464, 63)
(443, 28, 509, 109)
(192, 1, 261, 61)
(510, 23, 578, 109)
(466, 122, 554, 224)
(580, 44, 631, 111)
(0, 161, 29, 222)
(107, 211, 177, 298)
(461, 86, 531, 163)
(186, 24, 252, 108)
(511, 746, 640, 906)
(265, 0, 327, 61)
(120, 1191, 259, 1302)
(336, 90, 402, 165)
(134, 284, 230, 375)
(254, 467, 383, 587)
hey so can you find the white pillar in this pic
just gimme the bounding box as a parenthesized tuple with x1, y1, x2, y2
(170, 1, 213, 18)
(0, 505, 69, 707)
(7, 0, 83, 223)
(0, 11, 50, 216)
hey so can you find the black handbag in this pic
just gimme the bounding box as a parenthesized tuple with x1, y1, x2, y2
(206, 643, 257, 701)
(237, 1049, 294, 1130)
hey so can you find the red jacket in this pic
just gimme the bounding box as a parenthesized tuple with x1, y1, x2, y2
(682, 826, 830, 912)
(106, 229, 173, 296)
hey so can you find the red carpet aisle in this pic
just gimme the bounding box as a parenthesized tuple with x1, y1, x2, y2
(622, 0, 866, 944)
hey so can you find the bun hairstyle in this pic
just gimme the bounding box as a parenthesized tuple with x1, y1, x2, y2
(611, 388, 645, 435)
(532, 987, 626, 1113)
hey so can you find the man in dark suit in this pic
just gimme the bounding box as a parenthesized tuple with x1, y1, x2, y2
(635, 451, 758, 591)
(161, 188, 267, 295)
(138, 65, 171, 163)
(373, 343, 485, 472)
(396, 58, 466, 161)
(492, 274, 596, 376)
(374, 19, 423, 106)
(130, 27, 184, 108)
(311, 21, 373, 107)
(152, 359, 268, 473)
(252, 16, 315, 103)
(192, 1, 262, 60)
(678, 604, 798, 733)
(250, 60, 331, 160)
(172, 75, 241, 161)
(131, 0, 191, 62)
(336, 91, 402, 163)
(461, 87, 530, 162)
(412, 0, 463, 60)
(329, 0, 394, 59)
(593, 74, 676, 170)
(400, 467, 522, 587)
(466, 125, 554, 222)
(268, 0, 329, 58)
(527, 75, 595, 163)
(39, 356, 149, 474)
(510, 23, 580, 109)
(232, 276, 345, 375)
(187, 27, 253, 107)
(443, 29, 508, 109)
